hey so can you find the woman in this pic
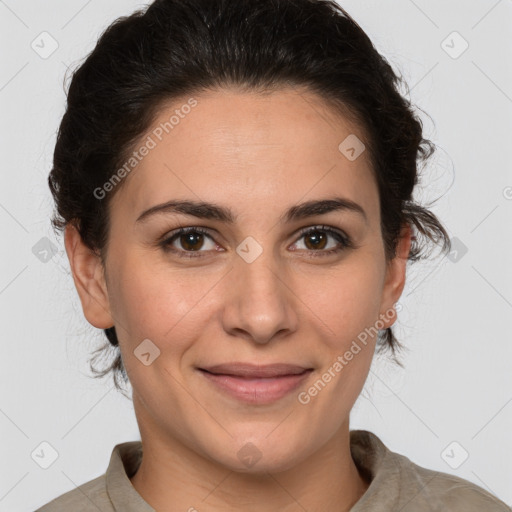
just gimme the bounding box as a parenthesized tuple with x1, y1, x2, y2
(36, 0, 511, 510)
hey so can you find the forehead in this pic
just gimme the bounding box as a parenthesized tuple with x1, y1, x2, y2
(110, 87, 379, 223)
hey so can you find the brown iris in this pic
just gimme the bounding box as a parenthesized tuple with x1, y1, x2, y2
(179, 232, 205, 251)
(304, 230, 328, 250)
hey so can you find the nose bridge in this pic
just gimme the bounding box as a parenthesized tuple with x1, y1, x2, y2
(238, 228, 294, 287)
(222, 235, 297, 343)
(237, 245, 280, 294)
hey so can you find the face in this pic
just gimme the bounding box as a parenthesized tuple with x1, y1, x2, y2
(66, 87, 410, 473)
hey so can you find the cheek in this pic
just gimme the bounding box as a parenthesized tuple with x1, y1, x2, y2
(108, 267, 194, 402)
(303, 278, 380, 421)
(109, 252, 194, 330)
(107, 257, 217, 366)
(300, 258, 385, 347)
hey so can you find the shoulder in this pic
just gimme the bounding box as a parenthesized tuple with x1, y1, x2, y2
(390, 445, 511, 511)
(350, 430, 511, 512)
(34, 473, 112, 512)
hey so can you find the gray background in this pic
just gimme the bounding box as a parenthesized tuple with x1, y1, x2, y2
(1, 1, 511, 510)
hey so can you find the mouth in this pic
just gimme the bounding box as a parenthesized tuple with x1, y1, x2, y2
(197, 363, 314, 404)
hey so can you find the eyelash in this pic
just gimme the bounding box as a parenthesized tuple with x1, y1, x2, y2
(158, 225, 354, 259)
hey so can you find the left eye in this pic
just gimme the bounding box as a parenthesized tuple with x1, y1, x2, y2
(290, 225, 352, 256)
(159, 225, 352, 258)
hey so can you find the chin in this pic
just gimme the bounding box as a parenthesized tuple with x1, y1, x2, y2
(206, 434, 311, 474)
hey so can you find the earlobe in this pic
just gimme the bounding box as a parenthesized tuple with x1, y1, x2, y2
(64, 223, 114, 329)
(378, 223, 412, 329)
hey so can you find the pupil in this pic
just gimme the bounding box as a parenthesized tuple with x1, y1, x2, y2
(307, 231, 326, 250)
(182, 233, 203, 251)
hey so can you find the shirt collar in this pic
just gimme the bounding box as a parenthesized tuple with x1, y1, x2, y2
(106, 441, 155, 512)
(349, 429, 403, 510)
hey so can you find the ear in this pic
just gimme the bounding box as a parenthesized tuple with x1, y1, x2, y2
(378, 223, 412, 329)
(64, 222, 114, 329)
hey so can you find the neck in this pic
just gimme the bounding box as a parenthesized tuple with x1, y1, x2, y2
(130, 409, 369, 512)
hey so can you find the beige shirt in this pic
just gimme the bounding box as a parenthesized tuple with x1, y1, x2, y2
(35, 429, 511, 511)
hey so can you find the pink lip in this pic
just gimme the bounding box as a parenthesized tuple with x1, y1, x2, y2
(198, 367, 313, 404)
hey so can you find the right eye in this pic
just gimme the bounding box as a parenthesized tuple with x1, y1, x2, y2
(159, 226, 221, 258)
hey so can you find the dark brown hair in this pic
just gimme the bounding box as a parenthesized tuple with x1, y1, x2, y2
(49, 0, 451, 392)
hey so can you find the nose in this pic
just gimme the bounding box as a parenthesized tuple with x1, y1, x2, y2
(221, 246, 299, 345)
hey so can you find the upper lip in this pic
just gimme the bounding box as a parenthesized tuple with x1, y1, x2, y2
(199, 363, 313, 378)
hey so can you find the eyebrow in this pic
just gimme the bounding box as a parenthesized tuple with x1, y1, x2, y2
(135, 196, 367, 225)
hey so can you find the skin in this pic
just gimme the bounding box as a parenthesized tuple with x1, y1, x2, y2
(65, 87, 411, 512)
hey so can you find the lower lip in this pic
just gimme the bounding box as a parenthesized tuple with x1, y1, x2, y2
(198, 369, 313, 404)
